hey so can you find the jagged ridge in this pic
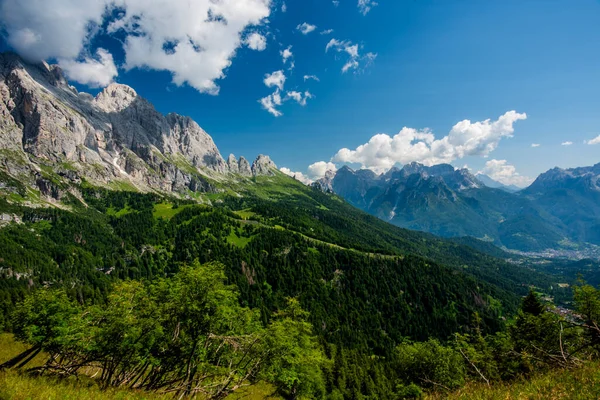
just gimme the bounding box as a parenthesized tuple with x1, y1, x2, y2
(0, 52, 277, 201)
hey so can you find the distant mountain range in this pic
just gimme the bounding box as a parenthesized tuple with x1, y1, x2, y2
(314, 162, 600, 252)
(475, 174, 521, 193)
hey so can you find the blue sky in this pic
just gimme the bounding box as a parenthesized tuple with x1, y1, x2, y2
(2, 0, 600, 186)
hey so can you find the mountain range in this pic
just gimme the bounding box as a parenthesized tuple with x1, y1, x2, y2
(0, 52, 276, 204)
(314, 161, 600, 252)
(1, 51, 599, 256)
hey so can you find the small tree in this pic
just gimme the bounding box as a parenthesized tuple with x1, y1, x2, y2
(393, 339, 465, 392)
(3, 289, 81, 371)
(521, 289, 545, 316)
(261, 298, 328, 400)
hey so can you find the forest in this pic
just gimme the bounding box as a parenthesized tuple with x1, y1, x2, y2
(0, 183, 592, 398)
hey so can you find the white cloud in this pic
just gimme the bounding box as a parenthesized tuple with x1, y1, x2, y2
(304, 75, 320, 82)
(280, 161, 337, 185)
(326, 38, 377, 73)
(332, 0, 340, 6)
(281, 2, 287, 12)
(358, 0, 378, 15)
(297, 22, 317, 35)
(332, 111, 527, 173)
(58, 48, 118, 88)
(531, 143, 540, 148)
(260, 90, 283, 117)
(260, 71, 314, 116)
(342, 60, 359, 73)
(245, 32, 267, 51)
(0, 0, 106, 61)
(561, 141, 573, 146)
(286, 91, 313, 106)
(320, 29, 334, 35)
(280, 168, 312, 184)
(281, 46, 293, 64)
(308, 161, 337, 179)
(586, 135, 600, 145)
(1, 0, 272, 93)
(479, 159, 533, 187)
(263, 70, 286, 91)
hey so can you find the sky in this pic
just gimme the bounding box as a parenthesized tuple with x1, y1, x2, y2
(1, 0, 600, 187)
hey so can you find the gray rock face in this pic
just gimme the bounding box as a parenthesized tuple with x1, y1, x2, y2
(312, 169, 336, 192)
(238, 156, 252, 176)
(0, 52, 273, 197)
(227, 154, 238, 172)
(251, 155, 276, 176)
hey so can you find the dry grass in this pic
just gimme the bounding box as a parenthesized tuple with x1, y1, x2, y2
(0, 333, 279, 400)
(427, 362, 600, 400)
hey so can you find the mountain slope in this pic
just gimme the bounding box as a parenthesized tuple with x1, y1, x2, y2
(0, 175, 565, 351)
(523, 164, 600, 244)
(0, 52, 275, 203)
(316, 163, 568, 251)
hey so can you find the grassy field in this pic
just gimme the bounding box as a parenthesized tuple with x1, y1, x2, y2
(152, 202, 191, 220)
(426, 362, 600, 400)
(0, 334, 278, 400)
(226, 228, 253, 248)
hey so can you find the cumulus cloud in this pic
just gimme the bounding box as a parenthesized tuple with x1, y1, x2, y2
(259, 90, 283, 117)
(245, 33, 267, 51)
(307, 161, 337, 179)
(531, 143, 540, 148)
(479, 159, 533, 187)
(304, 75, 320, 82)
(59, 48, 118, 88)
(297, 22, 317, 35)
(281, 2, 287, 12)
(326, 38, 377, 73)
(286, 91, 313, 106)
(280, 161, 337, 185)
(332, 111, 527, 173)
(280, 168, 312, 184)
(0, 0, 106, 61)
(561, 141, 573, 146)
(358, 0, 378, 15)
(320, 29, 334, 35)
(281, 46, 293, 65)
(259, 70, 313, 116)
(1, 0, 271, 93)
(586, 135, 600, 145)
(264, 70, 286, 91)
(333, 1, 340, 6)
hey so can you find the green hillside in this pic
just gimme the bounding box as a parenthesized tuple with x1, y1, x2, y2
(0, 172, 586, 399)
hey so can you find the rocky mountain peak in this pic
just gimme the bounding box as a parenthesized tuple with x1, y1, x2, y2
(0, 51, 287, 199)
(95, 83, 139, 113)
(312, 169, 336, 192)
(227, 154, 238, 171)
(251, 155, 277, 176)
(336, 165, 355, 175)
(401, 162, 426, 176)
(238, 156, 252, 176)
